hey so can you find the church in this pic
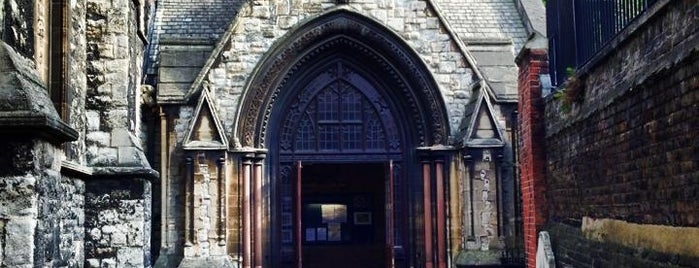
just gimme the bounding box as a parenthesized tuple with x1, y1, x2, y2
(0, 0, 543, 267)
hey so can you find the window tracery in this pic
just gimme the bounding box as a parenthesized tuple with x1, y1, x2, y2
(279, 62, 399, 154)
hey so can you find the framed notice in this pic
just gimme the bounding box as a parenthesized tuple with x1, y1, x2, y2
(327, 223, 341, 241)
(316, 227, 327, 241)
(305, 228, 316, 242)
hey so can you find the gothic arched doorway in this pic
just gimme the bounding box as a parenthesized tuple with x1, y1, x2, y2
(236, 10, 449, 268)
(273, 59, 404, 268)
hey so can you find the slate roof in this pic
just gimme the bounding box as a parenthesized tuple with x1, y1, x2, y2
(434, 0, 530, 102)
(145, 0, 245, 77)
(435, 0, 529, 53)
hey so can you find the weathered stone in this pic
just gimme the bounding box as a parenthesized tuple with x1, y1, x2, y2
(4, 218, 36, 266)
(112, 230, 127, 246)
(87, 131, 111, 147)
(110, 128, 131, 147)
(102, 258, 117, 268)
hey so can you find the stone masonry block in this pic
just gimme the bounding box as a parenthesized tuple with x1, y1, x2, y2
(102, 258, 117, 268)
(87, 131, 111, 147)
(106, 109, 128, 129)
(117, 147, 141, 165)
(117, 247, 145, 267)
(4, 218, 36, 267)
(112, 230, 127, 246)
(252, 5, 271, 19)
(86, 110, 101, 131)
(88, 146, 118, 166)
(278, 16, 299, 29)
(86, 258, 100, 268)
(111, 128, 131, 147)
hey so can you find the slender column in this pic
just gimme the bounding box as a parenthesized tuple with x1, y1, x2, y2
(435, 160, 446, 268)
(465, 155, 475, 239)
(159, 109, 169, 249)
(185, 157, 194, 247)
(387, 160, 395, 268)
(296, 161, 303, 268)
(217, 156, 226, 246)
(242, 156, 253, 268)
(422, 160, 433, 268)
(253, 156, 264, 268)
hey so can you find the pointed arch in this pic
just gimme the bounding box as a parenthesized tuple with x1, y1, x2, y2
(236, 9, 449, 148)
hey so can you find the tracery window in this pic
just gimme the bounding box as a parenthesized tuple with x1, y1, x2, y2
(279, 62, 399, 154)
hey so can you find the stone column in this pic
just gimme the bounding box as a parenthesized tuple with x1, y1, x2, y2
(435, 160, 446, 268)
(185, 157, 194, 247)
(217, 156, 226, 246)
(252, 153, 266, 268)
(241, 155, 253, 268)
(421, 159, 434, 268)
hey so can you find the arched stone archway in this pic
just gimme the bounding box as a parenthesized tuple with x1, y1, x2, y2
(236, 9, 451, 268)
(236, 9, 449, 148)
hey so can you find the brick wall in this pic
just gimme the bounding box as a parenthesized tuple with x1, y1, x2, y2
(516, 45, 548, 268)
(537, 0, 699, 267)
(544, 0, 698, 229)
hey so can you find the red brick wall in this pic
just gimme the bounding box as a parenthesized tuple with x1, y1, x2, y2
(516, 48, 549, 268)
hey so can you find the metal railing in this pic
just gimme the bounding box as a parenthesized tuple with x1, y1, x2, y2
(547, 0, 658, 85)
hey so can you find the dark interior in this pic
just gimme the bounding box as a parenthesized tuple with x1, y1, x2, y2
(301, 163, 387, 268)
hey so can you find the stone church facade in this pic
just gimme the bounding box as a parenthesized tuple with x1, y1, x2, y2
(0, 0, 542, 267)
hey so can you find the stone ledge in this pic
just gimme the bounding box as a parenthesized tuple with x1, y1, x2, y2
(61, 160, 94, 177)
(581, 217, 699, 258)
(92, 166, 159, 180)
(177, 256, 238, 268)
(61, 160, 159, 181)
(547, 220, 699, 267)
(0, 111, 78, 144)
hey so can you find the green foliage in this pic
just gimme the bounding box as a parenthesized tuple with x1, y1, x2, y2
(554, 66, 584, 114)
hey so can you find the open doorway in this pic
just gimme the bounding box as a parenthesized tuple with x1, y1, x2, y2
(300, 163, 387, 268)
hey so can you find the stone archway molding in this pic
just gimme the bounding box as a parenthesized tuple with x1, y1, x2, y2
(236, 8, 449, 148)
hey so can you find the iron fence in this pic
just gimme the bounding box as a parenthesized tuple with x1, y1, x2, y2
(547, 0, 658, 85)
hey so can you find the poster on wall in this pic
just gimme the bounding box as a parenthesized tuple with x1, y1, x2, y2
(305, 228, 316, 242)
(316, 227, 327, 241)
(327, 223, 341, 241)
(321, 204, 347, 223)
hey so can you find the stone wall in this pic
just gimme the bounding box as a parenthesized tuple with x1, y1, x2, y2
(539, 0, 698, 266)
(0, 10, 83, 263)
(199, 0, 477, 141)
(66, 0, 89, 163)
(35, 172, 86, 267)
(0, 141, 84, 267)
(1, 0, 156, 267)
(85, 178, 152, 268)
(85, 0, 149, 167)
